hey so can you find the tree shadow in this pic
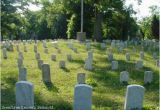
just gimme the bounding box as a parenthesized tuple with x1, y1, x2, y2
(34, 93, 72, 110)
(70, 59, 84, 64)
(44, 82, 59, 92)
(61, 67, 70, 72)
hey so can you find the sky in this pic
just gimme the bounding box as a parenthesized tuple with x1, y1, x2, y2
(28, 0, 160, 20)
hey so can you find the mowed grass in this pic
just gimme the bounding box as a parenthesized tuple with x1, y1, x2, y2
(1, 40, 159, 110)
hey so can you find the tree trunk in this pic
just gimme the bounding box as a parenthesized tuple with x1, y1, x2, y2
(93, 12, 103, 42)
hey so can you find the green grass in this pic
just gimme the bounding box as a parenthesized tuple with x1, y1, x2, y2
(1, 39, 159, 110)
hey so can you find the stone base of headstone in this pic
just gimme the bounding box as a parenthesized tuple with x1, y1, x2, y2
(77, 32, 86, 42)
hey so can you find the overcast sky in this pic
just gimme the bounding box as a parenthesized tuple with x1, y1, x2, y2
(28, 0, 160, 20)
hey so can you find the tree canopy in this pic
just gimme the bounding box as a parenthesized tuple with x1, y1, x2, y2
(1, 0, 159, 41)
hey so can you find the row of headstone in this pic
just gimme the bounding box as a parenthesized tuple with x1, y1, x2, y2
(84, 51, 93, 70)
(120, 71, 153, 84)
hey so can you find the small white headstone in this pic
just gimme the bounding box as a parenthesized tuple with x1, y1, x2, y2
(16, 81, 34, 109)
(77, 73, 85, 84)
(135, 60, 143, 69)
(112, 61, 118, 70)
(59, 60, 66, 68)
(37, 59, 43, 69)
(144, 71, 153, 84)
(120, 71, 129, 83)
(51, 54, 56, 61)
(124, 85, 145, 110)
(67, 54, 72, 61)
(2, 48, 7, 59)
(73, 84, 92, 110)
(108, 53, 113, 61)
(126, 53, 130, 61)
(19, 67, 27, 81)
(41, 63, 51, 83)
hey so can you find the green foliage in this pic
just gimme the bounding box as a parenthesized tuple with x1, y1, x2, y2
(151, 15, 159, 39)
(67, 14, 76, 39)
(86, 78, 97, 87)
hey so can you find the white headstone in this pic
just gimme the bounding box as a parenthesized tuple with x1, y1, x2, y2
(77, 73, 85, 84)
(140, 51, 144, 60)
(51, 54, 56, 61)
(19, 67, 27, 81)
(17, 58, 23, 68)
(108, 53, 113, 61)
(38, 59, 43, 69)
(2, 48, 7, 59)
(120, 71, 129, 83)
(73, 84, 92, 110)
(16, 81, 34, 109)
(35, 53, 40, 60)
(67, 54, 72, 61)
(144, 71, 153, 84)
(135, 60, 143, 69)
(59, 61, 65, 68)
(41, 63, 51, 83)
(100, 43, 106, 49)
(126, 53, 130, 61)
(44, 48, 48, 54)
(112, 61, 118, 70)
(124, 85, 145, 110)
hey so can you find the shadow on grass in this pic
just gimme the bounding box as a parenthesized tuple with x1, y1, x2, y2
(35, 93, 72, 110)
(92, 95, 123, 110)
(44, 82, 59, 92)
(91, 59, 159, 91)
(70, 59, 84, 64)
(61, 67, 70, 72)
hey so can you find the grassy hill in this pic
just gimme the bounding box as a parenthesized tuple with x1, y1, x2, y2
(1, 40, 159, 110)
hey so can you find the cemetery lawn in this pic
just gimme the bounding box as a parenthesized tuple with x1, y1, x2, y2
(1, 40, 159, 110)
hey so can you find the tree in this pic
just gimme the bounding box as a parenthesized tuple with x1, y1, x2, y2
(151, 15, 159, 39)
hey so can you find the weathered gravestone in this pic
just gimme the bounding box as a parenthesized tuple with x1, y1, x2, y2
(18, 52, 24, 59)
(108, 52, 113, 61)
(112, 61, 118, 70)
(37, 59, 43, 69)
(67, 54, 72, 61)
(86, 43, 91, 50)
(59, 60, 66, 68)
(73, 84, 92, 110)
(2, 48, 7, 59)
(120, 71, 129, 83)
(51, 54, 56, 61)
(41, 64, 51, 83)
(24, 45, 27, 52)
(34, 45, 37, 53)
(126, 53, 130, 61)
(35, 53, 40, 60)
(17, 58, 23, 68)
(16, 81, 34, 109)
(140, 51, 144, 60)
(144, 71, 153, 84)
(84, 51, 93, 70)
(100, 43, 106, 49)
(77, 73, 85, 84)
(135, 60, 143, 69)
(19, 67, 27, 81)
(124, 85, 145, 110)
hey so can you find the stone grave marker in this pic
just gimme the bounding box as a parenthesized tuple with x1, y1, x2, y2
(144, 71, 153, 84)
(73, 84, 92, 110)
(16, 81, 34, 109)
(124, 85, 145, 110)
(41, 63, 51, 83)
(19, 67, 27, 81)
(77, 73, 85, 84)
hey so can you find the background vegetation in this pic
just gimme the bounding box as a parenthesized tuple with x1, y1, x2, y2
(1, 0, 159, 41)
